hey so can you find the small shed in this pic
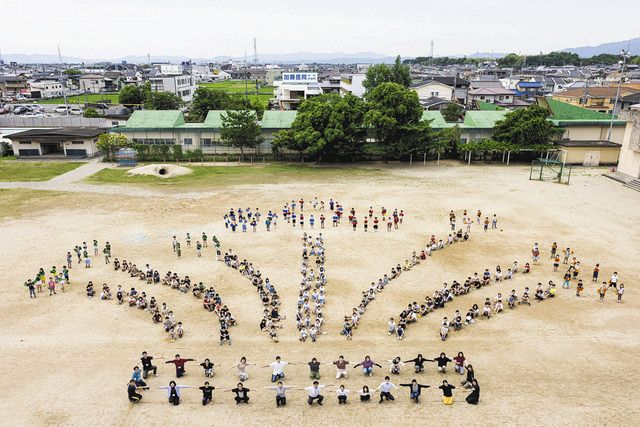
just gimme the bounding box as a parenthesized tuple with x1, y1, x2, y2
(556, 140, 621, 166)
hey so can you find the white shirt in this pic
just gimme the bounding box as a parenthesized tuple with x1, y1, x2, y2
(306, 385, 325, 397)
(378, 382, 396, 393)
(336, 389, 350, 396)
(270, 361, 288, 375)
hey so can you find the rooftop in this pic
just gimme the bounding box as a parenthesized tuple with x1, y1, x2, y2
(261, 110, 297, 129)
(9, 127, 106, 139)
(121, 110, 185, 128)
(463, 111, 509, 129)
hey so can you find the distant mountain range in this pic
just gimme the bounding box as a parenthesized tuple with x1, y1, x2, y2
(561, 37, 639, 57)
(1, 52, 398, 65)
(1, 37, 638, 65)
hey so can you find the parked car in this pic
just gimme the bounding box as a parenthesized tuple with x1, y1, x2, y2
(12, 105, 30, 115)
(53, 105, 70, 114)
(28, 104, 45, 113)
(69, 106, 83, 115)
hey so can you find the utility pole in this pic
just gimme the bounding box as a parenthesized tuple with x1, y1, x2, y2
(607, 48, 631, 142)
(0, 47, 7, 97)
(57, 45, 68, 109)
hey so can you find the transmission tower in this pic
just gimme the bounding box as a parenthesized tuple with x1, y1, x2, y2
(253, 37, 259, 66)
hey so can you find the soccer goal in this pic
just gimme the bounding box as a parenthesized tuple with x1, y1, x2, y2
(529, 158, 572, 184)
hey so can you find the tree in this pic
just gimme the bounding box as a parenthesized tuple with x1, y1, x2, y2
(82, 107, 101, 118)
(433, 126, 461, 164)
(441, 103, 464, 122)
(145, 91, 182, 110)
(493, 105, 563, 149)
(96, 133, 129, 161)
(187, 86, 265, 122)
(330, 94, 367, 162)
(363, 55, 411, 92)
(272, 129, 308, 162)
(220, 110, 263, 160)
(364, 82, 431, 161)
(172, 144, 183, 161)
(119, 85, 144, 106)
(188, 87, 242, 122)
(277, 94, 367, 163)
(390, 55, 411, 87)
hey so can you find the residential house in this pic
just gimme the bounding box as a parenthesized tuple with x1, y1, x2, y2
(0, 75, 29, 97)
(467, 87, 528, 108)
(552, 86, 640, 114)
(542, 76, 569, 94)
(620, 93, 640, 111)
(79, 74, 107, 93)
(149, 74, 197, 102)
(28, 79, 64, 98)
(514, 81, 544, 101)
(9, 127, 105, 158)
(413, 76, 470, 103)
(411, 80, 454, 103)
(191, 65, 213, 82)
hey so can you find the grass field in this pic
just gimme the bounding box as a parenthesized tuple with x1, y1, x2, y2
(0, 159, 84, 181)
(85, 164, 383, 189)
(198, 80, 273, 108)
(38, 93, 120, 105)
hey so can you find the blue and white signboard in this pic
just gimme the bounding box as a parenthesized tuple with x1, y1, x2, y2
(282, 72, 318, 83)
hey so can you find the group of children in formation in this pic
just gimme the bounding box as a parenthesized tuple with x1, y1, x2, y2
(436, 282, 555, 341)
(23, 240, 113, 298)
(171, 232, 221, 259)
(108, 249, 236, 344)
(24, 265, 70, 298)
(221, 249, 283, 343)
(128, 351, 480, 407)
(394, 246, 544, 340)
(297, 233, 327, 343)
(549, 242, 625, 303)
(342, 221, 471, 340)
(222, 198, 406, 233)
(449, 210, 498, 234)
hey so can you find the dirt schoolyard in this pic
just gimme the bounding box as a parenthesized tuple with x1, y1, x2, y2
(1, 164, 638, 426)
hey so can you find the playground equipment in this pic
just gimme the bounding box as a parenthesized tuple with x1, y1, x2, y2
(115, 148, 138, 167)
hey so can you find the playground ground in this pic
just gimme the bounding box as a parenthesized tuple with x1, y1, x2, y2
(1, 163, 638, 426)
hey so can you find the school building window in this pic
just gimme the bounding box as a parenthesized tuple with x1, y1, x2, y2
(184, 138, 193, 146)
(71, 140, 84, 145)
(201, 138, 219, 147)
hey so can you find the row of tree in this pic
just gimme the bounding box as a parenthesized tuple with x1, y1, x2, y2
(408, 52, 640, 68)
(118, 82, 183, 110)
(119, 83, 266, 121)
(272, 83, 562, 163)
(498, 51, 640, 68)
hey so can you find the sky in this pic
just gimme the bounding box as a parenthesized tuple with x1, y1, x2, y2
(3, 0, 640, 59)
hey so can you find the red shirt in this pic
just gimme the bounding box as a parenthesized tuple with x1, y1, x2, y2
(168, 358, 192, 368)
